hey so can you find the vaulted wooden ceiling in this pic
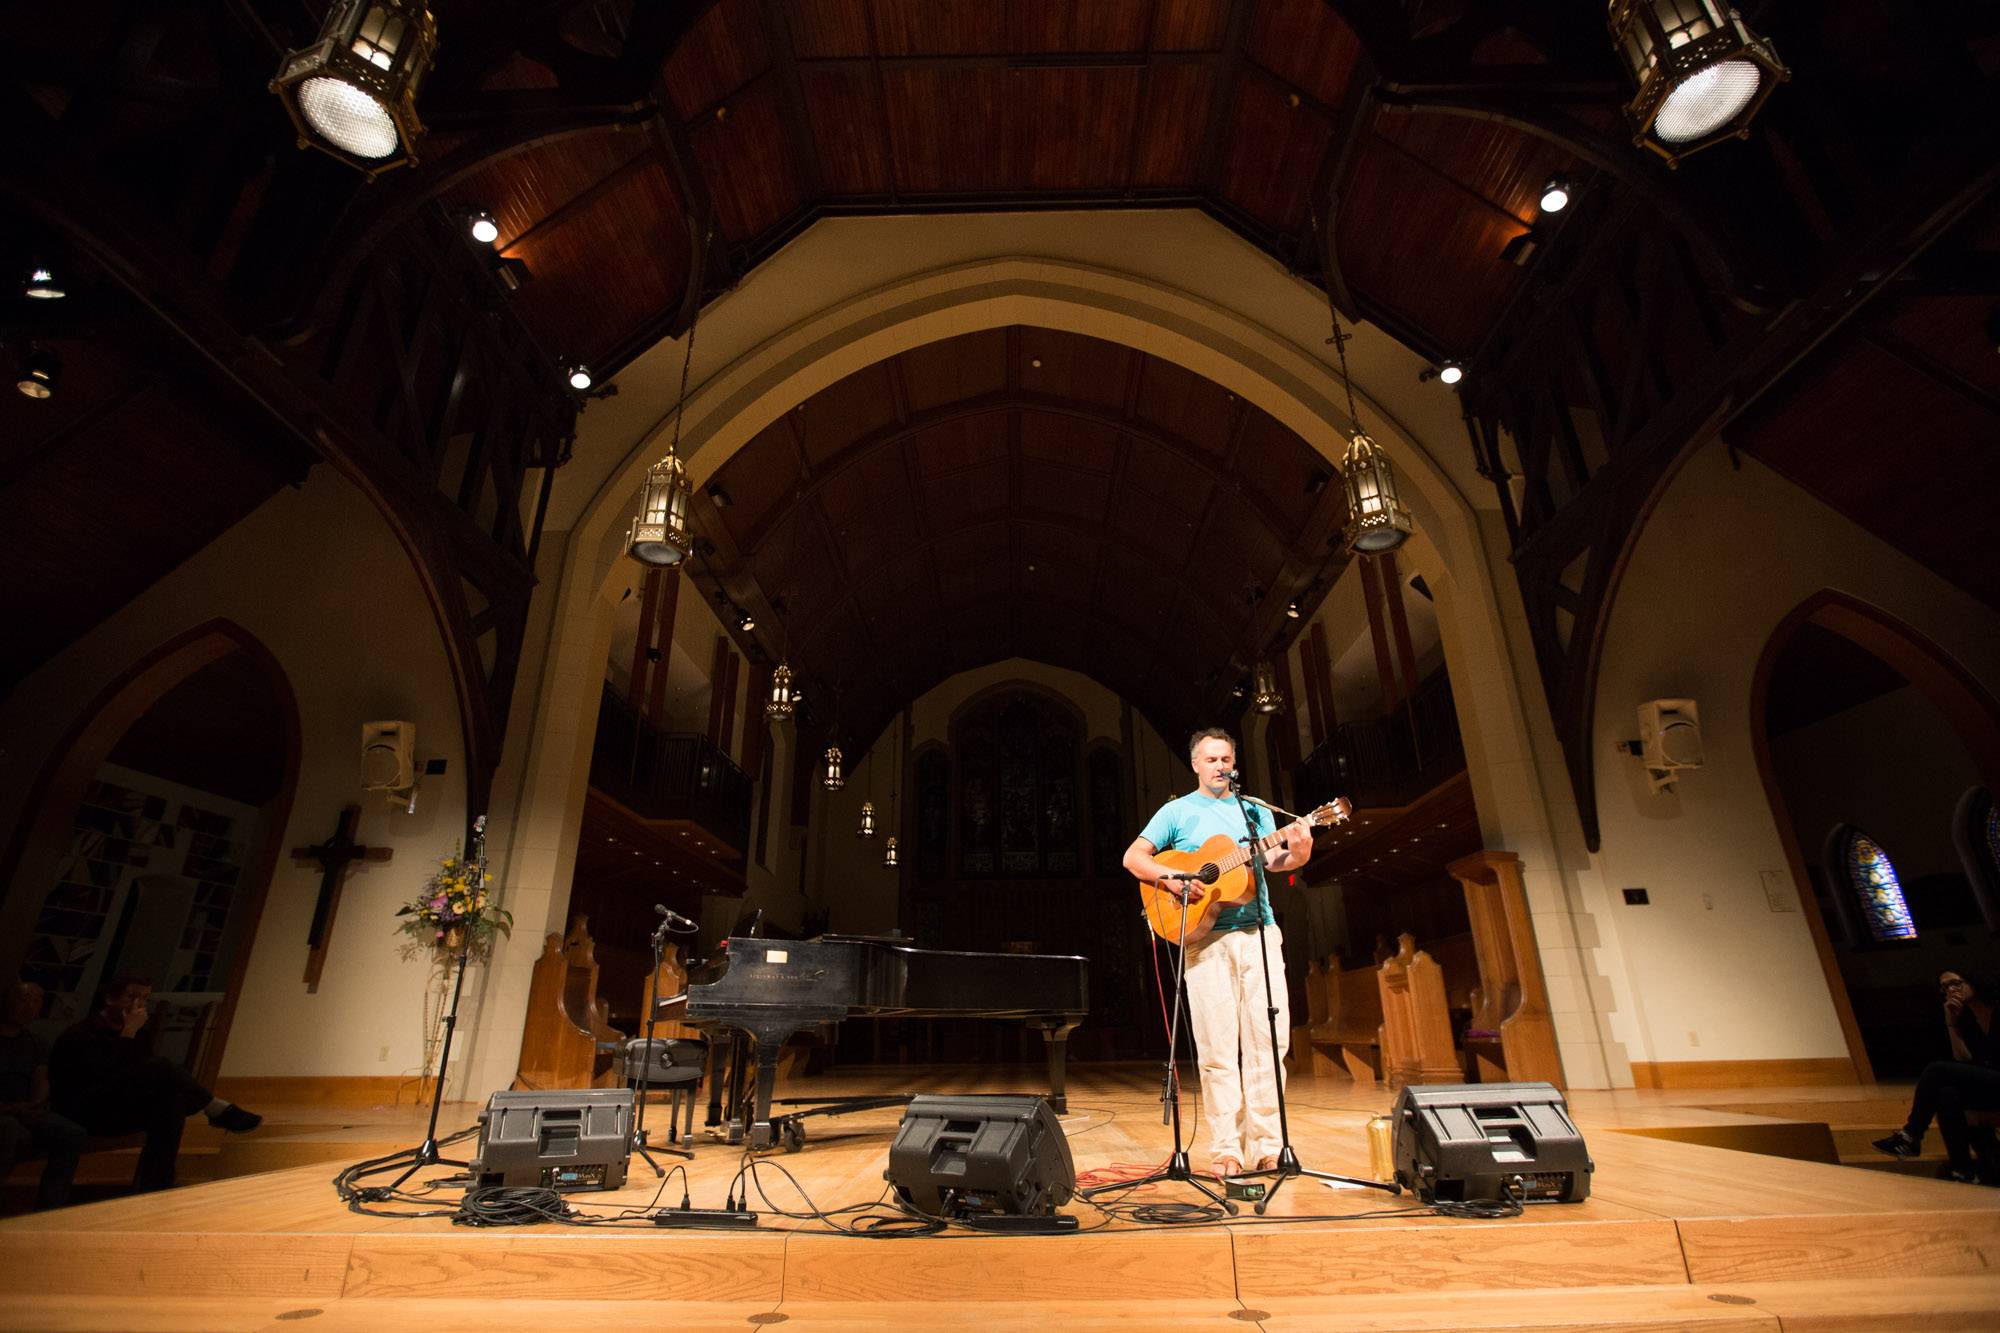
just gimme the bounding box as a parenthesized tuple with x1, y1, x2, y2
(6, 1, 1996, 753)
(694, 324, 1349, 746)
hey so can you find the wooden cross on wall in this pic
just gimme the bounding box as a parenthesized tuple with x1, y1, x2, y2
(292, 805, 392, 992)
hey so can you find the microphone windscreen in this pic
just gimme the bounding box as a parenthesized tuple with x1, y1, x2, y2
(1199, 864, 1219, 885)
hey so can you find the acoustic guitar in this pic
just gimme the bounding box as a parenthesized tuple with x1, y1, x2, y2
(1137, 798, 1352, 945)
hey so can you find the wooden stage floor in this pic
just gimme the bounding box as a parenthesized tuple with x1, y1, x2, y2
(3, 1064, 1998, 1332)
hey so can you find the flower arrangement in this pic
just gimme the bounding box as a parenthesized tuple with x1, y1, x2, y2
(396, 818, 511, 963)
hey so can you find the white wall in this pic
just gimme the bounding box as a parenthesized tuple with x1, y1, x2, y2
(0, 465, 467, 1082)
(1591, 437, 2000, 1068)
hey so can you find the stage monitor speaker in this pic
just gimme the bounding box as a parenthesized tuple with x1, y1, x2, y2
(470, 1088, 634, 1191)
(1392, 1081, 1592, 1204)
(885, 1094, 1075, 1221)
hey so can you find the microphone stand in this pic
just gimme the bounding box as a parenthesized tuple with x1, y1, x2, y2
(1082, 872, 1235, 1214)
(632, 916, 695, 1175)
(1229, 776, 1397, 1213)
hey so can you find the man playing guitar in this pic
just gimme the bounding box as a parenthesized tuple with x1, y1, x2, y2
(1123, 728, 1315, 1180)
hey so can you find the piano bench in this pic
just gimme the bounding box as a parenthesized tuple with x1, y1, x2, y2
(625, 1038, 709, 1146)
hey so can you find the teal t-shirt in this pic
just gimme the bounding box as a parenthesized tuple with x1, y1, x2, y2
(1138, 790, 1273, 931)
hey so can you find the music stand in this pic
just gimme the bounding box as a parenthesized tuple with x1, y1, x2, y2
(1228, 779, 1397, 1213)
(628, 915, 697, 1175)
(1081, 874, 1235, 1215)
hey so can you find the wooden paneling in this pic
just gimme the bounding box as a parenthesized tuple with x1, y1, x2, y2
(800, 64, 894, 194)
(1248, 0, 1365, 108)
(687, 78, 806, 242)
(1131, 60, 1217, 184)
(1218, 76, 1336, 231)
(1630, 1059, 1862, 1090)
(664, 0, 772, 119)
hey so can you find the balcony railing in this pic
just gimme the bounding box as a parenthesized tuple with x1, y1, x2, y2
(593, 685, 752, 854)
(1294, 670, 1465, 812)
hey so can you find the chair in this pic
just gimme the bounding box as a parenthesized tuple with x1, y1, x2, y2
(623, 1037, 710, 1146)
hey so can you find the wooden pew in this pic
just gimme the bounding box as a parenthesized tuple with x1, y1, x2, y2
(1448, 851, 1564, 1088)
(1378, 933, 1461, 1090)
(1299, 954, 1385, 1082)
(514, 916, 626, 1090)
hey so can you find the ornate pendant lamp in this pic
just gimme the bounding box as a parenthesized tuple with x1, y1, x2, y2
(857, 750, 877, 836)
(1341, 433, 1413, 553)
(626, 451, 692, 566)
(1608, 1, 1788, 163)
(765, 663, 795, 723)
(271, 1, 437, 175)
(882, 835, 899, 869)
(1327, 314, 1413, 555)
(1251, 661, 1286, 716)
(821, 745, 844, 791)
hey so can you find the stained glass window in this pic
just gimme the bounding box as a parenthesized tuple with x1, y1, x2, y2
(1845, 828, 1917, 943)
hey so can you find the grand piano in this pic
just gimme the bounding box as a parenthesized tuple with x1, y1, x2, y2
(671, 935, 1088, 1150)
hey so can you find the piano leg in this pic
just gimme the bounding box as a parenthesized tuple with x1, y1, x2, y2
(1033, 1020, 1082, 1115)
(747, 1042, 785, 1150)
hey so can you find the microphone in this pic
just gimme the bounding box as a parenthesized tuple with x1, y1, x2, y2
(653, 904, 697, 928)
(1224, 768, 1242, 791)
(1162, 866, 1219, 884)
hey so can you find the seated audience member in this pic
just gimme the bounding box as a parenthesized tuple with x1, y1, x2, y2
(48, 975, 262, 1194)
(0, 978, 86, 1210)
(1873, 970, 2000, 1183)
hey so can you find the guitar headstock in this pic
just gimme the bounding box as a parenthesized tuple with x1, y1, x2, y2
(1308, 798, 1354, 827)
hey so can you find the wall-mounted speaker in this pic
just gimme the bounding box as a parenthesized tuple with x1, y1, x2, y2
(885, 1094, 1075, 1228)
(361, 720, 416, 791)
(1392, 1081, 1592, 1204)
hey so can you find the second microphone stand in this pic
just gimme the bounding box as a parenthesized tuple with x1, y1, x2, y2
(632, 915, 697, 1175)
(1081, 873, 1235, 1215)
(1229, 777, 1397, 1213)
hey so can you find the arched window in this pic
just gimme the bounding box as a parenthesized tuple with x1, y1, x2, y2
(1951, 786, 2000, 932)
(1087, 746, 1125, 878)
(953, 691, 1080, 878)
(1826, 824, 1918, 944)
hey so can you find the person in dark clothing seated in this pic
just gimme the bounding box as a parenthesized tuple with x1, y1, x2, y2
(1873, 970, 2000, 1183)
(0, 977, 86, 1210)
(47, 975, 262, 1194)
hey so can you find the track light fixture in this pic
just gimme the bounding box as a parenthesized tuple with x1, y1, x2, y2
(566, 364, 594, 392)
(466, 210, 499, 245)
(270, 1, 437, 175)
(1438, 360, 1464, 386)
(22, 266, 65, 300)
(1286, 600, 1301, 619)
(737, 609, 755, 633)
(1608, 1, 1788, 163)
(1538, 176, 1571, 214)
(15, 344, 58, 399)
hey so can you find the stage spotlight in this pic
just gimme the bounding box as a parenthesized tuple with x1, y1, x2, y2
(15, 344, 58, 399)
(466, 210, 499, 245)
(567, 364, 593, 392)
(1500, 232, 1539, 268)
(738, 609, 756, 632)
(1438, 360, 1464, 386)
(1538, 176, 1570, 214)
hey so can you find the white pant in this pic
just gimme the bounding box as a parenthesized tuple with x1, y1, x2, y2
(1183, 923, 1290, 1166)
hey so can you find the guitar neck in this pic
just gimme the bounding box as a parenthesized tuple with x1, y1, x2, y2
(1213, 820, 1292, 875)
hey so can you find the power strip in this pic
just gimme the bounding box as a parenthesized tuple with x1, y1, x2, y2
(652, 1207, 760, 1229)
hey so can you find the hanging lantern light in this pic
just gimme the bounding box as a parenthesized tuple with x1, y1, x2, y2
(1341, 431, 1413, 554)
(765, 663, 795, 722)
(882, 835, 899, 868)
(1607, 1, 1788, 164)
(858, 800, 877, 838)
(822, 745, 844, 791)
(624, 451, 692, 566)
(1251, 661, 1286, 716)
(270, 0, 438, 176)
